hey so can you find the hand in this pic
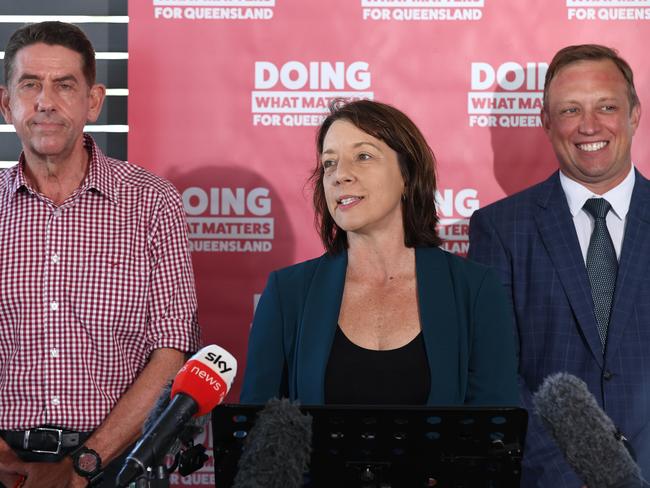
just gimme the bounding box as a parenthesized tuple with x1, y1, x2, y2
(20, 457, 82, 488)
(0, 472, 25, 488)
(67, 472, 89, 488)
(0, 443, 29, 487)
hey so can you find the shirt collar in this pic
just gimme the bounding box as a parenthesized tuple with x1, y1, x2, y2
(10, 134, 117, 204)
(81, 134, 117, 204)
(559, 165, 635, 221)
(12, 158, 28, 194)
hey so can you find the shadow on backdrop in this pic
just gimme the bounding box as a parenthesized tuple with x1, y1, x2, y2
(489, 74, 557, 196)
(167, 165, 296, 401)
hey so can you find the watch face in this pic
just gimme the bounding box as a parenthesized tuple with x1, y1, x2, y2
(78, 452, 99, 473)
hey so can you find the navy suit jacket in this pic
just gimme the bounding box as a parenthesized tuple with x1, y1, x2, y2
(240, 246, 518, 407)
(469, 170, 650, 487)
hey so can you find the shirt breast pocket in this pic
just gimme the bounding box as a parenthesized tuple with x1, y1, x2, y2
(76, 253, 148, 331)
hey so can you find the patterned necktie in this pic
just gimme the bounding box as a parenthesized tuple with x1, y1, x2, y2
(583, 198, 618, 349)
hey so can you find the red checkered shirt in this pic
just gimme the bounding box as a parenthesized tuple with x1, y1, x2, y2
(0, 135, 201, 431)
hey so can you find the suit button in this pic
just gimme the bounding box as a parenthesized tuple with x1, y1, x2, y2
(603, 370, 614, 381)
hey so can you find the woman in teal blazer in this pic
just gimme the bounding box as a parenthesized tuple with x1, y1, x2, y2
(241, 100, 517, 406)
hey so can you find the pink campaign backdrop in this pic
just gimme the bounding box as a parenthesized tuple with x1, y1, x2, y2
(127, 1, 650, 485)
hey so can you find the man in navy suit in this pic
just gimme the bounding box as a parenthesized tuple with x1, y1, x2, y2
(469, 44, 648, 487)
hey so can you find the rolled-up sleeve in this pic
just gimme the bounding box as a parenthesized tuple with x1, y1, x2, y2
(146, 184, 201, 355)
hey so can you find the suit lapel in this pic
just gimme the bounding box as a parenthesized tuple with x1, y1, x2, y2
(606, 172, 650, 360)
(534, 173, 604, 367)
(416, 247, 462, 404)
(296, 251, 347, 403)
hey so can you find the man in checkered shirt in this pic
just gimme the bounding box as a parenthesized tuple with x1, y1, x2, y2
(0, 22, 201, 487)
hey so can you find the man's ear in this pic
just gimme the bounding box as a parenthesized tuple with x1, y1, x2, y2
(629, 102, 641, 136)
(540, 107, 551, 136)
(86, 83, 106, 123)
(0, 86, 13, 124)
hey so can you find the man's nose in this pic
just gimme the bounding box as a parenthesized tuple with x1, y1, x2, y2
(35, 84, 56, 112)
(578, 109, 601, 135)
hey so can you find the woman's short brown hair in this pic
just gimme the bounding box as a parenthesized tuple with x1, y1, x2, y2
(311, 99, 441, 254)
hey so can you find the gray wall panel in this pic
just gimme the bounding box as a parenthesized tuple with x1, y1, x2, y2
(0, 134, 24, 160)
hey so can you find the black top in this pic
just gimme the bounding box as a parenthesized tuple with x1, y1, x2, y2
(324, 326, 431, 405)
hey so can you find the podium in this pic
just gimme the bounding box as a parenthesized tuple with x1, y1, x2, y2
(211, 404, 527, 488)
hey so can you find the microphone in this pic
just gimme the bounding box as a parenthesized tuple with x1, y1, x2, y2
(533, 372, 646, 488)
(143, 380, 210, 449)
(141, 380, 209, 476)
(116, 345, 237, 487)
(233, 398, 312, 488)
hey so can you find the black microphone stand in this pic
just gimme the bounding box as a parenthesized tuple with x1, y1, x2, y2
(128, 441, 208, 488)
(132, 466, 171, 488)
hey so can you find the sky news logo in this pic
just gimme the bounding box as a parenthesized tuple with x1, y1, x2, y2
(182, 186, 274, 252)
(566, 0, 650, 20)
(252, 61, 373, 127)
(361, 0, 484, 21)
(153, 0, 275, 20)
(468, 61, 547, 128)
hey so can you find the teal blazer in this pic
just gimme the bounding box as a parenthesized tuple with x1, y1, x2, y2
(240, 246, 518, 406)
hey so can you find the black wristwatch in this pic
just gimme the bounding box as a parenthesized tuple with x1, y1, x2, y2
(70, 445, 104, 486)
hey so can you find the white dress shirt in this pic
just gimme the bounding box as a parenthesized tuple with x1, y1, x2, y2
(559, 165, 635, 263)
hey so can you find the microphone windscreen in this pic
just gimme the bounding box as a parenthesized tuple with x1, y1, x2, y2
(233, 398, 312, 488)
(533, 372, 641, 487)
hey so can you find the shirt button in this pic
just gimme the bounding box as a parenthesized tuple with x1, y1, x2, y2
(52, 209, 60, 218)
(603, 370, 614, 381)
(51, 254, 60, 264)
(50, 301, 59, 311)
(51, 396, 60, 406)
(50, 348, 59, 358)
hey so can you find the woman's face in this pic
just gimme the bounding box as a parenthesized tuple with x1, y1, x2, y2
(321, 119, 405, 239)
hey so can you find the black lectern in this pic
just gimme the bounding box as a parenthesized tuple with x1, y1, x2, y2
(211, 404, 527, 488)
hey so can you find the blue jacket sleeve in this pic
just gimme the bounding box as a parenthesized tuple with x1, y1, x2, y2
(240, 271, 288, 404)
(468, 208, 583, 488)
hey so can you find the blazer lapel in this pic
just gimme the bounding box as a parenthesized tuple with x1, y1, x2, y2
(296, 251, 347, 403)
(605, 172, 650, 360)
(534, 173, 604, 367)
(416, 247, 462, 404)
